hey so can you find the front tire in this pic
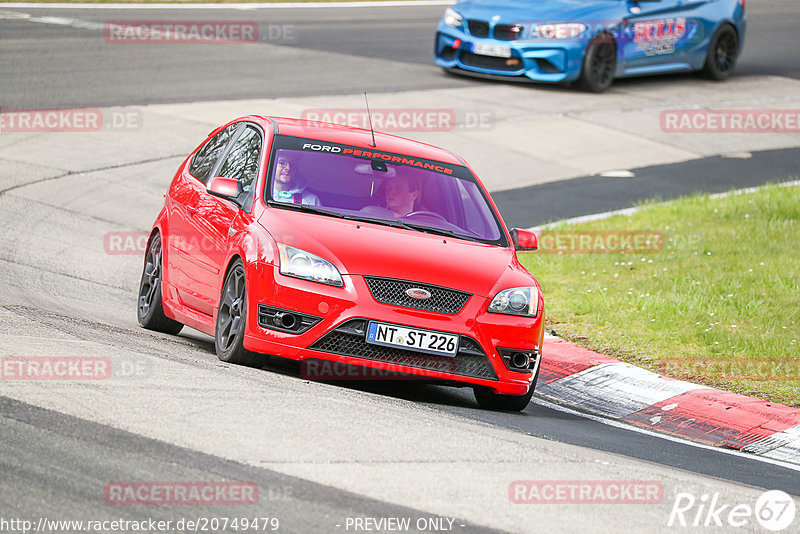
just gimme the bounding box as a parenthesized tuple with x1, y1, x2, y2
(137, 233, 183, 335)
(701, 24, 739, 81)
(473, 366, 540, 412)
(215, 259, 263, 368)
(578, 34, 616, 93)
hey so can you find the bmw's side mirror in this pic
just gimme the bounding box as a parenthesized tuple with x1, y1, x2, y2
(207, 176, 245, 206)
(510, 228, 538, 251)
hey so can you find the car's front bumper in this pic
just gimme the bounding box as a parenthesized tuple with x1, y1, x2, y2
(243, 263, 544, 396)
(434, 27, 585, 83)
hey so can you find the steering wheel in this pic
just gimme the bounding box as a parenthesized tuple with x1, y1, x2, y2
(404, 210, 447, 222)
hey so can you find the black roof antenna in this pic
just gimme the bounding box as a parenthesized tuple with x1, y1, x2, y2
(364, 92, 377, 148)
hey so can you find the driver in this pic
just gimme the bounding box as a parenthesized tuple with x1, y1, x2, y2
(272, 153, 320, 206)
(384, 173, 420, 218)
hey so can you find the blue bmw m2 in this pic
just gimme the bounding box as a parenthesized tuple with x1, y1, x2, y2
(434, 0, 746, 92)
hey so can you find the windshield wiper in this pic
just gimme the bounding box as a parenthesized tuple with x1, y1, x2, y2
(399, 222, 482, 242)
(267, 201, 350, 220)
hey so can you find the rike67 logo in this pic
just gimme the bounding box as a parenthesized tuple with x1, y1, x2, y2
(668, 490, 796, 531)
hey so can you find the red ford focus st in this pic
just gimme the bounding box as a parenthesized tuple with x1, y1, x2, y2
(137, 116, 544, 411)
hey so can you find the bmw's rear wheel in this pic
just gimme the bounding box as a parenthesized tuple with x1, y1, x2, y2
(473, 366, 539, 412)
(578, 34, 616, 93)
(215, 259, 263, 368)
(702, 24, 739, 80)
(137, 233, 183, 335)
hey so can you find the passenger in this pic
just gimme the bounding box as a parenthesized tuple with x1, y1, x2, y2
(272, 153, 320, 206)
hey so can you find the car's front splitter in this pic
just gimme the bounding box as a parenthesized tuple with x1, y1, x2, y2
(434, 29, 585, 83)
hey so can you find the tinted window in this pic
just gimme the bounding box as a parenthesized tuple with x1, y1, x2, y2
(266, 135, 505, 245)
(189, 124, 238, 184)
(217, 126, 262, 191)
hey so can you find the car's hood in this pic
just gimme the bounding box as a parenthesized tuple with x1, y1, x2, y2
(258, 208, 535, 299)
(453, 0, 615, 22)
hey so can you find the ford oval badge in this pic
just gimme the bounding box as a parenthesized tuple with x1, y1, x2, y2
(406, 288, 432, 300)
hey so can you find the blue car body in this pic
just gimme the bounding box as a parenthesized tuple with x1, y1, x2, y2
(434, 0, 746, 85)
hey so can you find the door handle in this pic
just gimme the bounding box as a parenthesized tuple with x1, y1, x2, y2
(187, 206, 199, 216)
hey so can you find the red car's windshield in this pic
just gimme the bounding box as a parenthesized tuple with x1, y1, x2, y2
(266, 135, 505, 245)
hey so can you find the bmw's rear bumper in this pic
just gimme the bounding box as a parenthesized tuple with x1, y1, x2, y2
(243, 263, 544, 396)
(434, 27, 585, 83)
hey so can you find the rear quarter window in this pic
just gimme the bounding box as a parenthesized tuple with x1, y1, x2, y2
(189, 124, 238, 184)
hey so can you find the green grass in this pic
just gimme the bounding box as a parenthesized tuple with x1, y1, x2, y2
(520, 182, 800, 407)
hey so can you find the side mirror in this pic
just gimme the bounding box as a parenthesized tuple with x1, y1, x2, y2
(207, 176, 245, 206)
(510, 228, 538, 251)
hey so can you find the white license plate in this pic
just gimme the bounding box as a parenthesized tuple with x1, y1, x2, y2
(366, 321, 459, 357)
(472, 42, 512, 58)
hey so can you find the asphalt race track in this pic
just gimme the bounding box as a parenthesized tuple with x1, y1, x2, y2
(1, 1, 800, 533)
(0, 1, 799, 107)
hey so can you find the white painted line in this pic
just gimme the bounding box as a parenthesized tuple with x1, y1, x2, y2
(598, 170, 635, 178)
(529, 179, 800, 230)
(534, 396, 800, 471)
(0, 1, 454, 9)
(743, 424, 800, 455)
(532, 206, 642, 230)
(537, 362, 707, 419)
(720, 152, 752, 159)
(762, 439, 800, 464)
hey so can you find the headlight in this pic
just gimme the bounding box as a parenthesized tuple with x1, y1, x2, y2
(277, 243, 343, 287)
(531, 23, 587, 39)
(488, 287, 539, 317)
(443, 7, 463, 27)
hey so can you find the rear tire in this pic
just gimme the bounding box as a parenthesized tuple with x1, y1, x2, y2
(701, 24, 739, 80)
(473, 365, 540, 412)
(578, 33, 616, 93)
(137, 233, 183, 335)
(215, 259, 264, 368)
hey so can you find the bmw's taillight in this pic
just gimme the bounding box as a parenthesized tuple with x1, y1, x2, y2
(739, 0, 745, 11)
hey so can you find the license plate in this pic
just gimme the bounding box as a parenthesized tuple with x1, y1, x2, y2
(366, 321, 459, 357)
(472, 42, 512, 58)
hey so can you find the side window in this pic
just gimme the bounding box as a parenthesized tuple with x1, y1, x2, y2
(217, 126, 262, 191)
(189, 125, 238, 184)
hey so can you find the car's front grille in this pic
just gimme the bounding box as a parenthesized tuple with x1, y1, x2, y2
(364, 277, 471, 315)
(467, 20, 490, 38)
(494, 24, 523, 41)
(309, 319, 498, 380)
(466, 20, 523, 41)
(459, 51, 523, 72)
